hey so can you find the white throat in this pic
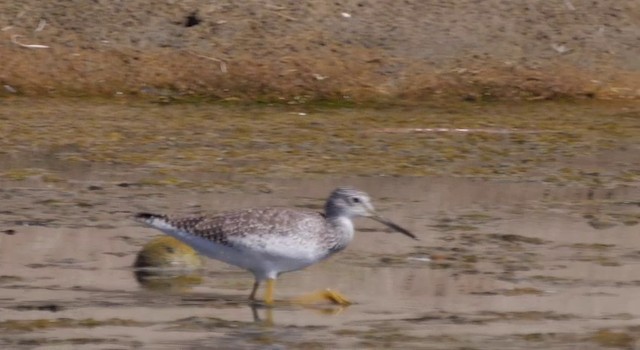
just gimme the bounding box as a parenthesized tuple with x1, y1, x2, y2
(331, 216, 355, 244)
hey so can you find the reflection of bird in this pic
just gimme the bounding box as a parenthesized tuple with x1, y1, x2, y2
(135, 187, 417, 305)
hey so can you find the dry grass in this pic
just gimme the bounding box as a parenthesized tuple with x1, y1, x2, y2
(2, 45, 638, 101)
(1, 0, 639, 101)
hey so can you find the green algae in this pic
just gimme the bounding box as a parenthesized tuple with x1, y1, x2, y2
(3, 337, 137, 347)
(0, 275, 23, 284)
(569, 243, 615, 251)
(479, 311, 576, 321)
(165, 316, 260, 331)
(0, 99, 637, 188)
(591, 329, 634, 348)
(500, 287, 544, 296)
(0, 318, 145, 332)
(528, 275, 578, 285)
(485, 233, 547, 245)
(1, 169, 46, 181)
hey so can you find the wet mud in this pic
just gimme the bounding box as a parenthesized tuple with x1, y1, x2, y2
(0, 99, 639, 349)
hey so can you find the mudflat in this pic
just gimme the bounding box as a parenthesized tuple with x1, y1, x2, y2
(1, 100, 639, 348)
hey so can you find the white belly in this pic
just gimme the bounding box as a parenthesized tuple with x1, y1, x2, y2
(160, 226, 327, 280)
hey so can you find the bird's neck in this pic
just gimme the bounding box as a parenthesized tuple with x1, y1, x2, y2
(326, 216, 355, 252)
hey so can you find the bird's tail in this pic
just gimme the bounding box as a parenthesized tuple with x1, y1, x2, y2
(134, 212, 168, 224)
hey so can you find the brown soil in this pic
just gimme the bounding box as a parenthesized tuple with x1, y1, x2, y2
(1, 1, 639, 101)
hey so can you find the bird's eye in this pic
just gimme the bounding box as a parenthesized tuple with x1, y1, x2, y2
(351, 197, 361, 203)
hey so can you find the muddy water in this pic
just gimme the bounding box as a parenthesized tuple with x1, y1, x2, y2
(1, 99, 639, 349)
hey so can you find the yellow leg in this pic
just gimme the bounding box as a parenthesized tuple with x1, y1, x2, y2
(263, 278, 276, 305)
(248, 281, 260, 301)
(292, 288, 352, 306)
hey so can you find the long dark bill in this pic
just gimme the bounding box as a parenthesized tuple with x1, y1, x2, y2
(370, 215, 418, 240)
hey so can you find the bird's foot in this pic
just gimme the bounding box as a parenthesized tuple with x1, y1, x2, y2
(291, 288, 352, 306)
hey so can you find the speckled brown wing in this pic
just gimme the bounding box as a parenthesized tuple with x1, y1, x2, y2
(189, 208, 332, 250)
(136, 208, 330, 251)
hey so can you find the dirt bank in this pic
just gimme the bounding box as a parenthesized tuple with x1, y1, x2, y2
(1, 1, 639, 101)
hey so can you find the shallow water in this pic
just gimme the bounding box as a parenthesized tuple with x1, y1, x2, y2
(1, 99, 639, 349)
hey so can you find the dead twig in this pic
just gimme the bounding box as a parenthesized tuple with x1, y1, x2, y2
(35, 19, 47, 32)
(11, 34, 49, 49)
(371, 128, 561, 135)
(265, 4, 286, 10)
(563, 0, 576, 11)
(271, 11, 298, 21)
(187, 51, 228, 73)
